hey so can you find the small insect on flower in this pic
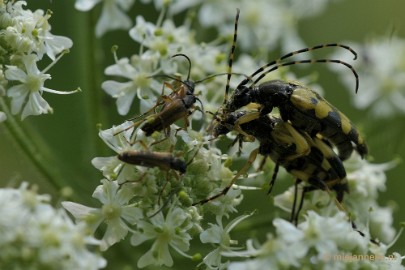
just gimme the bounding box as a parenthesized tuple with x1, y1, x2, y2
(118, 150, 187, 174)
(115, 53, 205, 138)
(140, 57, 202, 137)
(118, 149, 188, 209)
(214, 9, 367, 161)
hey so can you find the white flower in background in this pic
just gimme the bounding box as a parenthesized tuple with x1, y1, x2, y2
(0, 183, 106, 269)
(145, 0, 202, 15)
(330, 37, 405, 118)
(344, 155, 398, 243)
(4, 53, 79, 119)
(102, 51, 162, 115)
(131, 206, 193, 268)
(345, 156, 397, 200)
(198, 0, 337, 54)
(128, 15, 229, 78)
(74, 0, 134, 37)
(226, 211, 404, 270)
(63, 179, 143, 251)
(225, 226, 307, 269)
(129, 15, 194, 57)
(0, 111, 6, 122)
(1, 0, 73, 60)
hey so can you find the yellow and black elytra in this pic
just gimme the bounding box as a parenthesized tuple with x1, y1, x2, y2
(215, 111, 348, 198)
(225, 80, 367, 160)
(118, 150, 187, 174)
(201, 111, 350, 223)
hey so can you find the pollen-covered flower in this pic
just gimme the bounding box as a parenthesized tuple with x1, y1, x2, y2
(0, 183, 106, 269)
(74, 0, 134, 37)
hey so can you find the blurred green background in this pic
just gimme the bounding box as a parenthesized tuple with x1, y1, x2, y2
(1, 0, 404, 268)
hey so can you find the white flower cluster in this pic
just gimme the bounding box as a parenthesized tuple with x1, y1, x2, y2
(226, 212, 404, 270)
(0, 0, 78, 120)
(101, 10, 237, 116)
(330, 37, 405, 118)
(64, 121, 244, 267)
(0, 183, 106, 269)
(75, 0, 338, 54)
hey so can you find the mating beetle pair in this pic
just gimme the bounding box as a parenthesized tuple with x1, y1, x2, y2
(212, 110, 349, 223)
(190, 9, 369, 227)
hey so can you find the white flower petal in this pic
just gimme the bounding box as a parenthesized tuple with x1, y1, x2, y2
(200, 224, 222, 244)
(100, 218, 129, 251)
(138, 240, 174, 268)
(101, 80, 131, 97)
(130, 226, 156, 246)
(0, 112, 6, 122)
(75, 0, 101, 11)
(44, 34, 73, 60)
(5, 65, 27, 82)
(21, 92, 52, 119)
(116, 90, 136, 115)
(95, 0, 132, 37)
(62, 201, 97, 218)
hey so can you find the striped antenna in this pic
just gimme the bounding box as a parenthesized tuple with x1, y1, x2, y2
(237, 43, 359, 93)
(223, 8, 240, 104)
(251, 58, 359, 93)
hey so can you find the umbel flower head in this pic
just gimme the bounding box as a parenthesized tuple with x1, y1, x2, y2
(0, 1, 79, 119)
(0, 183, 106, 269)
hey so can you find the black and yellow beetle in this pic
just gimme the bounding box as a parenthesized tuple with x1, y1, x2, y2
(199, 111, 349, 223)
(225, 79, 367, 160)
(215, 111, 348, 198)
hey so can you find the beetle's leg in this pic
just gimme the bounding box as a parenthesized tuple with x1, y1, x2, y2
(233, 111, 261, 141)
(192, 148, 259, 205)
(290, 179, 302, 224)
(267, 163, 280, 195)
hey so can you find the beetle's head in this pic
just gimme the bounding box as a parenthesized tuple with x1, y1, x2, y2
(225, 86, 252, 111)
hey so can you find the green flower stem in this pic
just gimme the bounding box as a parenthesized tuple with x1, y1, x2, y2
(0, 97, 66, 191)
(79, 9, 109, 156)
